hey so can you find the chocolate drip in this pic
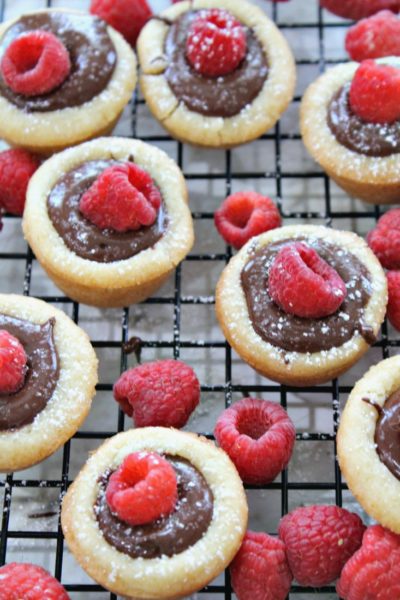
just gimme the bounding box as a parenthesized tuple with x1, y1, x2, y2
(95, 456, 214, 558)
(375, 389, 400, 481)
(241, 237, 373, 354)
(327, 83, 400, 157)
(164, 11, 269, 118)
(0, 12, 116, 112)
(0, 314, 59, 430)
(47, 160, 167, 263)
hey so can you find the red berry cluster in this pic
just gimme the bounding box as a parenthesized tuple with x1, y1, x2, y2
(0, 149, 40, 220)
(105, 451, 177, 526)
(349, 60, 400, 124)
(320, 0, 400, 20)
(1, 30, 71, 97)
(0, 562, 70, 600)
(346, 10, 400, 61)
(79, 162, 162, 232)
(90, 0, 152, 47)
(0, 329, 27, 394)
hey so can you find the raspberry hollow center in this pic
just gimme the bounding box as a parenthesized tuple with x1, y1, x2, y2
(237, 410, 271, 440)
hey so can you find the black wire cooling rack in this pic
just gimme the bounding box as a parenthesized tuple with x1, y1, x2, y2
(0, 0, 399, 598)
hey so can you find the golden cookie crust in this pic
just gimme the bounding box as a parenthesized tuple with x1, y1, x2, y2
(338, 356, 400, 534)
(61, 427, 248, 600)
(300, 57, 400, 205)
(0, 294, 98, 473)
(138, 0, 296, 148)
(215, 225, 387, 387)
(22, 137, 194, 308)
(0, 9, 137, 155)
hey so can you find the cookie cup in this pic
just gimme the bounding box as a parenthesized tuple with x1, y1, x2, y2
(338, 356, 400, 534)
(301, 58, 400, 204)
(0, 294, 98, 473)
(138, 0, 295, 148)
(0, 9, 137, 155)
(23, 137, 194, 308)
(61, 427, 248, 600)
(216, 225, 387, 386)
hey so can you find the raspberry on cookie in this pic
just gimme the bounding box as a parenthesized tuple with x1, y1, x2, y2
(137, 0, 295, 148)
(278, 505, 365, 587)
(0, 149, 40, 216)
(0, 563, 70, 600)
(214, 192, 281, 249)
(349, 60, 400, 124)
(214, 398, 295, 484)
(337, 525, 400, 600)
(346, 11, 400, 61)
(114, 359, 200, 428)
(0, 329, 27, 394)
(230, 531, 293, 600)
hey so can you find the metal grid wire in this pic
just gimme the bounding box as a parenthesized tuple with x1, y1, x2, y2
(0, 0, 399, 598)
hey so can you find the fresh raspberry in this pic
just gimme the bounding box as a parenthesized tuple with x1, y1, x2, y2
(1, 31, 70, 97)
(214, 398, 295, 485)
(106, 451, 177, 526)
(230, 531, 292, 600)
(367, 208, 400, 269)
(387, 271, 400, 331)
(0, 562, 70, 600)
(214, 192, 281, 250)
(278, 505, 365, 587)
(337, 525, 400, 600)
(79, 162, 161, 232)
(268, 242, 347, 319)
(186, 9, 247, 78)
(349, 59, 400, 124)
(0, 149, 40, 216)
(320, 0, 400, 20)
(90, 0, 152, 47)
(346, 11, 400, 61)
(0, 330, 27, 394)
(113, 359, 200, 428)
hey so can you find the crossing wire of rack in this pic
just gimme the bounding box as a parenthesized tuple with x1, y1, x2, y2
(0, 0, 399, 598)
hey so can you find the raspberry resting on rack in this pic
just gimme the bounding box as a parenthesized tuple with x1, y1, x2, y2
(268, 242, 347, 318)
(113, 359, 200, 428)
(79, 162, 161, 232)
(0, 148, 40, 216)
(0, 329, 27, 394)
(214, 192, 281, 249)
(214, 397, 296, 485)
(0, 562, 70, 600)
(90, 0, 152, 47)
(346, 10, 400, 61)
(278, 504, 366, 587)
(320, 0, 400, 20)
(186, 9, 247, 77)
(367, 208, 400, 270)
(230, 530, 293, 600)
(1, 30, 71, 97)
(349, 60, 400, 124)
(105, 451, 178, 526)
(337, 525, 400, 600)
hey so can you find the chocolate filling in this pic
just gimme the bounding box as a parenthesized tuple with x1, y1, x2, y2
(241, 237, 374, 354)
(374, 389, 400, 481)
(0, 314, 59, 431)
(164, 11, 269, 118)
(95, 456, 214, 559)
(327, 83, 400, 157)
(0, 12, 116, 112)
(47, 160, 167, 263)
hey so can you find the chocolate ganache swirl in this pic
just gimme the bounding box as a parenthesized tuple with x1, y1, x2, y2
(164, 11, 269, 118)
(95, 456, 214, 558)
(47, 160, 167, 263)
(327, 83, 400, 157)
(0, 314, 59, 431)
(0, 12, 116, 112)
(241, 237, 374, 354)
(371, 389, 400, 481)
